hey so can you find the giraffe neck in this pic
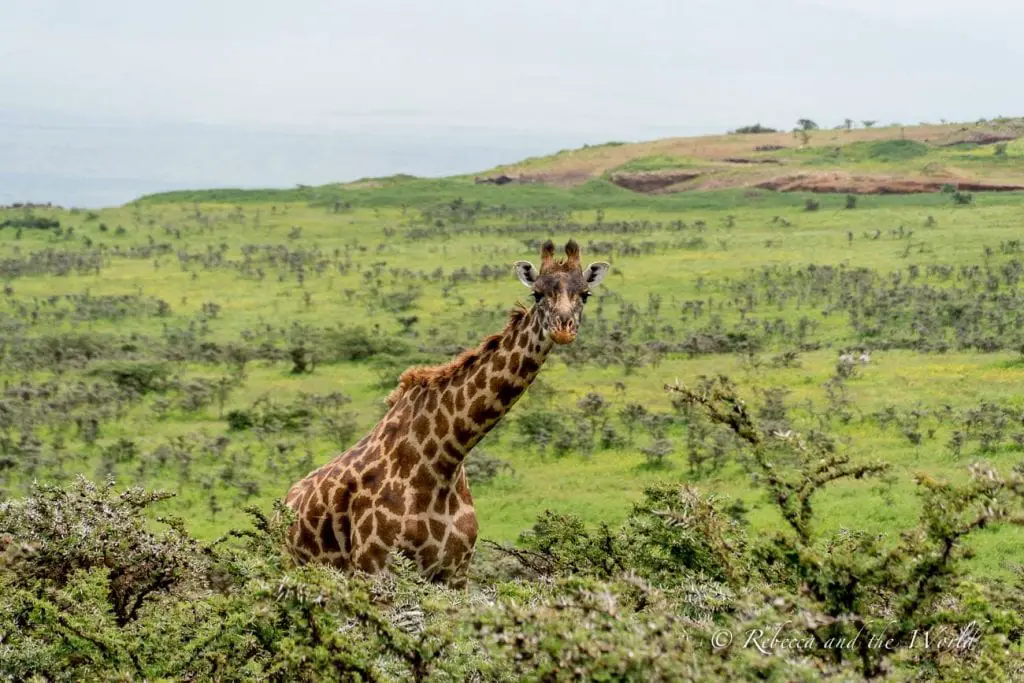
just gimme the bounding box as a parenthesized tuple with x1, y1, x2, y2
(384, 306, 552, 481)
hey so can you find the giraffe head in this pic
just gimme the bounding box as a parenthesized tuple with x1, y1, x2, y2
(513, 239, 609, 344)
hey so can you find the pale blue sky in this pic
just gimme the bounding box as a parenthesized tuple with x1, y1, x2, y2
(2, 0, 1023, 205)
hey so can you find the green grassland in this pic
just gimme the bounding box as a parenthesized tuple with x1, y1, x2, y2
(3, 126, 1024, 585)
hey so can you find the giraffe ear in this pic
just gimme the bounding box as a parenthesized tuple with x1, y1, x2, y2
(514, 260, 539, 288)
(585, 262, 610, 287)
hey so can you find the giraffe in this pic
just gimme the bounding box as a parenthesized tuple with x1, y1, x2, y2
(283, 239, 609, 586)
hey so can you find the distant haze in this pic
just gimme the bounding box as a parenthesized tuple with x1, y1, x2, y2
(2, 0, 1022, 207)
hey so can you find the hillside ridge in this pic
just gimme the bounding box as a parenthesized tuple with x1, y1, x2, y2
(475, 118, 1024, 195)
(134, 117, 1024, 204)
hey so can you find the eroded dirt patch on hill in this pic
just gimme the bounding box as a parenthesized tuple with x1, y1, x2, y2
(609, 171, 703, 192)
(723, 157, 783, 164)
(937, 132, 1020, 147)
(474, 171, 593, 188)
(756, 172, 1024, 194)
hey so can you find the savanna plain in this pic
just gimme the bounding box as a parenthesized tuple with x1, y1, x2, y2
(1, 120, 1023, 681)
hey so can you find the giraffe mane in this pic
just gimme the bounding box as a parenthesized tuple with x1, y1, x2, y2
(386, 305, 530, 406)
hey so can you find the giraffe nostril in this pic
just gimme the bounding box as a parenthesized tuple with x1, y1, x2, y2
(549, 317, 578, 344)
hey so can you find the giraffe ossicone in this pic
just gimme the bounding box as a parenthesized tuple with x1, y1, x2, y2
(283, 239, 609, 586)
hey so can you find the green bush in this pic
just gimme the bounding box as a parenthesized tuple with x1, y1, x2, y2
(225, 408, 255, 431)
(321, 325, 412, 362)
(0, 215, 60, 231)
(731, 123, 778, 134)
(463, 449, 513, 485)
(0, 477, 206, 627)
(953, 190, 974, 205)
(87, 360, 172, 395)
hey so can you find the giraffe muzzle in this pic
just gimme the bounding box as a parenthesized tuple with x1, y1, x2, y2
(549, 319, 577, 344)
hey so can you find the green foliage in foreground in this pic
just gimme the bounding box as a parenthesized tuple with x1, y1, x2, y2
(2, 380, 1022, 682)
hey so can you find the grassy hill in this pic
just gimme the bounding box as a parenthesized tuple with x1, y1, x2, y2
(482, 117, 1024, 194)
(133, 117, 1024, 209)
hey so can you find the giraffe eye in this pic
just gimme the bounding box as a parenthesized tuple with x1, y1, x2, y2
(532, 291, 544, 303)
(580, 291, 591, 303)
